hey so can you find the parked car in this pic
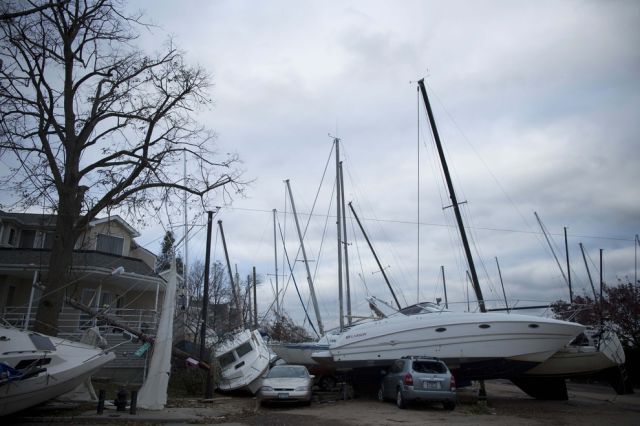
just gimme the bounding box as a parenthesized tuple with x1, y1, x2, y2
(258, 365, 314, 405)
(378, 356, 456, 410)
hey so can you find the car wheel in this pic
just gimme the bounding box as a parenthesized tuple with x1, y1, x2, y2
(443, 401, 456, 411)
(396, 388, 406, 409)
(319, 375, 336, 391)
(377, 385, 385, 402)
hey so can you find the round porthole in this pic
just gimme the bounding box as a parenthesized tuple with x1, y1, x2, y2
(435, 327, 446, 332)
(528, 324, 540, 328)
(479, 324, 490, 329)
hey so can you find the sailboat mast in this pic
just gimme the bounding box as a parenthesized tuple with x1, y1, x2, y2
(417, 79, 486, 313)
(335, 139, 344, 330)
(441, 265, 448, 309)
(273, 209, 279, 316)
(218, 220, 243, 328)
(339, 161, 352, 326)
(348, 202, 401, 310)
(564, 227, 573, 303)
(285, 179, 325, 335)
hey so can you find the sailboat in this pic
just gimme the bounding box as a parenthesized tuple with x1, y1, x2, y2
(0, 325, 115, 416)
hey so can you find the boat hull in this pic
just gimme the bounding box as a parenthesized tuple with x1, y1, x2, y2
(0, 351, 115, 416)
(525, 328, 625, 377)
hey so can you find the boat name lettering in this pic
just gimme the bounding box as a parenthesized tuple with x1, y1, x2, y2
(346, 332, 366, 339)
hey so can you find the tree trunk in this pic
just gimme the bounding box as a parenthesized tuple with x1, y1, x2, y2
(33, 190, 82, 336)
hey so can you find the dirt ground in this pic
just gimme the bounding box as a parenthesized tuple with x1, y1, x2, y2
(8, 380, 640, 425)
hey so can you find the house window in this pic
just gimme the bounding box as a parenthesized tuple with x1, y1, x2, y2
(96, 234, 124, 255)
(7, 228, 16, 246)
(35, 232, 54, 249)
(20, 230, 36, 248)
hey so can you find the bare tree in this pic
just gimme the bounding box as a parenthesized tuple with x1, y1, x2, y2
(0, 0, 244, 335)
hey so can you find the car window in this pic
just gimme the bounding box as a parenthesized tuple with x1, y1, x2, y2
(412, 361, 446, 374)
(390, 360, 404, 373)
(267, 366, 308, 378)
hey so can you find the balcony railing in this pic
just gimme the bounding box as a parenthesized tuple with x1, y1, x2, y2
(0, 305, 158, 338)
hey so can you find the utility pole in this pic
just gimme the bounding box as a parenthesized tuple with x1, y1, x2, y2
(253, 266, 258, 330)
(200, 211, 213, 360)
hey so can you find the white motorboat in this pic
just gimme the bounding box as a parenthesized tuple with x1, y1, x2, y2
(525, 326, 625, 377)
(215, 329, 272, 394)
(0, 326, 115, 417)
(311, 302, 584, 381)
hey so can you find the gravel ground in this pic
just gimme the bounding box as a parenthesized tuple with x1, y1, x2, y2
(7, 380, 640, 425)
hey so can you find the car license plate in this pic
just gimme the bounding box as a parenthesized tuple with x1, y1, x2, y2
(278, 393, 289, 399)
(423, 381, 440, 390)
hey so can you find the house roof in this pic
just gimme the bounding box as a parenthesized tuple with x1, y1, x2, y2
(0, 210, 141, 238)
(0, 210, 57, 228)
(89, 215, 140, 238)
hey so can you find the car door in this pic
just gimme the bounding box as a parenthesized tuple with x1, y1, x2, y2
(383, 360, 404, 398)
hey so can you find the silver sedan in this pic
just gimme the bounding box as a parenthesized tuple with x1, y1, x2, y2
(258, 365, 314, 405)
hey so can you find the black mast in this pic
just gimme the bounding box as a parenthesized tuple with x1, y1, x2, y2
(417, 79, 486, 313)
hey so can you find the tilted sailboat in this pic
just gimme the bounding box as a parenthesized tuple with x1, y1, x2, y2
(0, 326, 115, 416)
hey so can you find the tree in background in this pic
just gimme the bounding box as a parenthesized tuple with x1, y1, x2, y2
(551, 281, 640, 349)
(265, 313, 312, 343)
(156, 231, 184, 275)
(0, 1, 243, 335)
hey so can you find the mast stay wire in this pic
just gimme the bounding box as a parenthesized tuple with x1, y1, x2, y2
(276, 142, 336, 323)
(340, 144, 409, 307)
(276, 216, 320, 337)
(419, 97, 471, 304)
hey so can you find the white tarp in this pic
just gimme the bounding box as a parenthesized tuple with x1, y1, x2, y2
(137, 257, 177, 410)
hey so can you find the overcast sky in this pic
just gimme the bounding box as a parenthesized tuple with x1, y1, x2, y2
(122, 0, 640, 332)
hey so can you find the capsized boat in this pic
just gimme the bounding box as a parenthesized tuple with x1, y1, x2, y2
(311, 301, 584, 381)
(0, 326, 115, 416)
(215, 329, 272, 394)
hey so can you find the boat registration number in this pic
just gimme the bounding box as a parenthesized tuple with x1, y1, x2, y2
(423, 381, 440, 390)
(278, 393, 289, 399)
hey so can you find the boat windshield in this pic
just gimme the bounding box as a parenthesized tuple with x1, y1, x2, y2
(398, 302, 447, 316)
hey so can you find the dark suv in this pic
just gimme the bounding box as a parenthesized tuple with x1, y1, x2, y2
(378, 356, 456, 410)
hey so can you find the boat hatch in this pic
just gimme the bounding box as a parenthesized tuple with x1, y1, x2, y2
(399, 302, 447, 316)
(29, 334, 56, 351)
